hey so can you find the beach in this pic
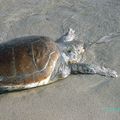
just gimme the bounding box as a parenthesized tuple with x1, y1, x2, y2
(0, 0, 120, 120)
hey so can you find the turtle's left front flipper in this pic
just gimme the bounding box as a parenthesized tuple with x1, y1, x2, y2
(70, 63, 118, 78)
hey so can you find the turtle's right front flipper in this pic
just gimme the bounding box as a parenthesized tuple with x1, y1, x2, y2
(70, 63, 118, 78)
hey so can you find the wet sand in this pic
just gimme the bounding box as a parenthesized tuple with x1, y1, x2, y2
(0, 0, 120, 120)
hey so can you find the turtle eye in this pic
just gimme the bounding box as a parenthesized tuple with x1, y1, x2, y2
(78, 49, 81, 53)
(68, 50, 71, 53)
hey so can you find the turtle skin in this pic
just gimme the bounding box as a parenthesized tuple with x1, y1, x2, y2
(0, 36, 60, 91)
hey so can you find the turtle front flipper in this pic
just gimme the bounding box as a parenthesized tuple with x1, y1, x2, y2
(56, 28, 75, 43)
(70, 63, 118, 78)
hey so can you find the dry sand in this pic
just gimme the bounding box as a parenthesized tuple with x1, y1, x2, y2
(0, 0, 120, 120)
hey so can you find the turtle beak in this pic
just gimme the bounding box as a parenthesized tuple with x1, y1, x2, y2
(79, 46, 85, 54)
(81, 47, 85, 53)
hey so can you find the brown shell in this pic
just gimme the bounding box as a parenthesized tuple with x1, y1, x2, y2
(0, 36, 60, 87)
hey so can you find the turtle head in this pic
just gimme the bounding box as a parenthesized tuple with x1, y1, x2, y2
(63, 41, 85, 64)
(57, 28, 85, 63)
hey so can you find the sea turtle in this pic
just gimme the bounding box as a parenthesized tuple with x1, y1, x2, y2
(0, 28, 118, 93)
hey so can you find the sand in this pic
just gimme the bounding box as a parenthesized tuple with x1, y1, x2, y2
(0, 0, 120, 120)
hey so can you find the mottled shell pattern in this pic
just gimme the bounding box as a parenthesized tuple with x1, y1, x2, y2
(0, 36, 60, 91)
